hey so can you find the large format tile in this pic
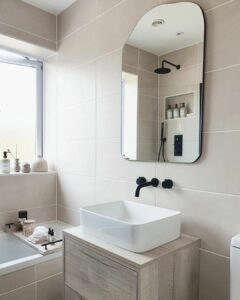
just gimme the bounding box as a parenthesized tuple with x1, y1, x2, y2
(158, 0, 233, 11)
(0, 284, 35, 300)
(57, 205, 80, 226)
(58, 0, 97, 40)
(37, 273, 64, 300)
(96, 138, 156, 182)
(36, 257, 63, 281)
(156, 188, 240, 256)
(0, 267, 35, 295)
(97, 93, 121, 139)
(156, 131, 240, 195)
(58, 173, 95, 209)
(204, 66, 240, 132)
(199, 250, 230, 300)
(205, 0, 240, 71)
(97, 0, 123, 15)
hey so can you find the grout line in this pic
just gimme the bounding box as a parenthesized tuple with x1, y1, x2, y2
(200, 248, 230, 260)
(205, 0, 235, 13)
(0, 204, 56, 215)
(205, 63, 240, 74)
(203, 129, 240, 134)
(173, 186, 240, 198)
(0, 20, 56, 45)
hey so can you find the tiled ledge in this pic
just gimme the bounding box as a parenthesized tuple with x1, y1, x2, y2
(0, 171, 57, 177)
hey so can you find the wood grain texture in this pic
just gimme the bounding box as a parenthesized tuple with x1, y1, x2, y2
(65, 237, 137, 300)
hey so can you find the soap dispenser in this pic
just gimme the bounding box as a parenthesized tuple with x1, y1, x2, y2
(1, 151, 10, 174)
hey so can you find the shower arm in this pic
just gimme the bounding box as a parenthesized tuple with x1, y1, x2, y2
(162, 60, 180, 69)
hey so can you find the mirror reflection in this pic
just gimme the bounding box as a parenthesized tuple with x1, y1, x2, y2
(121, 2, 205, 163)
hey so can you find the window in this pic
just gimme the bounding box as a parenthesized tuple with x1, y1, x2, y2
(0, 49, 43, 162)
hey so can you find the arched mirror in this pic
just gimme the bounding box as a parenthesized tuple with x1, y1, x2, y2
(121, 2, 205, 163)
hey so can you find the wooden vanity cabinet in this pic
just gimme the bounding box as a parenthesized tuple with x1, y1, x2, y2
(64, 228, 200, 300)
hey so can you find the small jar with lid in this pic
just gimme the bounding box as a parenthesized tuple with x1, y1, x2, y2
(23, 219, 36, 237)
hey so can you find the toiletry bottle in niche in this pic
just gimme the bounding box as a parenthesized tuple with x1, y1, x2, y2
(1, 151, 10, 174)
(167, 105, 173, 119)
(180, 103, 186, 118)
(173, 104, 179, 118)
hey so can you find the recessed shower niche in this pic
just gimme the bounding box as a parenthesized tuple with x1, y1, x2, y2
(121, 2, 205, 163)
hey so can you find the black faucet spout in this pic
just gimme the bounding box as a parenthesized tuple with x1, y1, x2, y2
(135, 178, 159, 197)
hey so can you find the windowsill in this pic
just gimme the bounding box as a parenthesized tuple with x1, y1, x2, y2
(0, 171, 57, 177)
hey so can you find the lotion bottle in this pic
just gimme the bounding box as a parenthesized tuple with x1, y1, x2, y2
(173, 104, 180, 118)
(1, 151, 10, 174)
(180, 103, 187, 118)
(167, 105, 173, 119)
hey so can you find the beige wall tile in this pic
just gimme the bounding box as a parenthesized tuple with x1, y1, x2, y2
(156, 188, 240, 256)
(205, 1, 240, 71)
(139, 49, 158, 72)
(28, 205, 56, 223)
(0, 0, 56, 42)
(0, 267, 35, 295)
(97, 0, 123, 15)
(199, 250, 230, 300)
(0, 284, 35, 300)
(58, 173, 95, 209)
(204, 66, 240, 132)
(0, 174, 56, 213)
(57, 205, 80, 226)
(158, 0, 232, 11)
(58, 0, 97, 41)
(65, 285, 83, 300)
(36, 257, 63, 281)
(37, 273, 64, 300)
(97, 94, 121, 139)
(138, 69, 158, 98)
(122, 44, 138, 67)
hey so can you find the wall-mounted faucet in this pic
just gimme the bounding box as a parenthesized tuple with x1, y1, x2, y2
(135, 177, 173, 197)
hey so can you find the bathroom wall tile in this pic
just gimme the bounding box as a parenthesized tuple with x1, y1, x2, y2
(0, 0, 56, 42)
(0, 284, 35, 300)
(138, 69, 158, 98)
(156, 131, 240, 195)
(138, 96, 158, 122)
(158, 0, 233, 11)
(37, 273, 64, 300)
(58, 22, 95, 69)
(0, 174, 56, 213)
(96, 50, 122, 98)
(204, 66, 240, 132)
(57, 139, 95, 176)
(97, 94, 121, 139)
(156, 188, 240, 256)
(96, 138, 156, 182)
(57, 62, 95, 108)
(139, 49, 158, 72)
(58, 173, 95, 209)
(36, 257, 63, 281)
(58, 0, 97, 41)
(0, 266, 35, 295)
(95, 178, 156, 206)
(97, 0, 123, 15)
(28, 205, 56, 223)
(205, 0, 240, 71)
(199, 250, 230, 300)
(0, 22, 56, 50)
(58, 100, 95, 140)
(122, 44, 138, 67)
(65, 285, 83, 300)
(95, 0, 159, 57)
(57, 205, 80, 226)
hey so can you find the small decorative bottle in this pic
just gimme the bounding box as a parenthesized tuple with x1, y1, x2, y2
(1, 151, 10, 174)
(180, 103, 187, 118)
(173, 104, 180, 118)
(14, 158, 21, 172)
(167, 105, 173, 119)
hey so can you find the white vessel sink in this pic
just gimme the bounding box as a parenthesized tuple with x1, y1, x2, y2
(80, 201, 181, 253)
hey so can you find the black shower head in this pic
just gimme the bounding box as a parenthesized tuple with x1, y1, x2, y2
(154, 60, 181, 75)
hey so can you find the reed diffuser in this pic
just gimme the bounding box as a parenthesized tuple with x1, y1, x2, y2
(8, 145, 21, 172)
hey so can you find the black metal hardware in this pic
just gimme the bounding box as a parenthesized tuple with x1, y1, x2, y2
(5, 223, 14, 229)
(162, 179, 173, 189)
(41, 239, 63, 251)
(135, 177, 160, 197)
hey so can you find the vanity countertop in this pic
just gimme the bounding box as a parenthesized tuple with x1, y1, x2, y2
(64, 227, 200, 269)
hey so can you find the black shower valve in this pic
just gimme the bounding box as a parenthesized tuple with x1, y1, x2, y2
(162, 179, 174, 189)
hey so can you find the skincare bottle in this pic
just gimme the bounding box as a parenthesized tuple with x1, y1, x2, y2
(167, 105, 173, 119)
(180, 103, 187, 118)
(173, 104, 179, 118)
(1, 151, 10, 174)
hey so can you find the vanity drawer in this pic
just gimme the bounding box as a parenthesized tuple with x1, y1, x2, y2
(65, 237, 137, 300)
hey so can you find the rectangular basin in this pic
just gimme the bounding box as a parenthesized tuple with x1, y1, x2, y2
(80, 201, 181, 253)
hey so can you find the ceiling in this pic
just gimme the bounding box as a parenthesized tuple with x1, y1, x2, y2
(128, 3, 204, 56)
(22, 0, 77, 15)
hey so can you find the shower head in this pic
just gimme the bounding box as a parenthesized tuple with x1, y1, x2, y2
(154, 60, 181, 75)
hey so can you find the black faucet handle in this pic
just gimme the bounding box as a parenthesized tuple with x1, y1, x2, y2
(136, 177, 147, 185)
(162, 179, 173, 189)
(151, 178, 160, 187)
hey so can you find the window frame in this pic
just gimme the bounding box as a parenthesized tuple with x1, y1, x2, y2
(0, 53, 43, 157)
